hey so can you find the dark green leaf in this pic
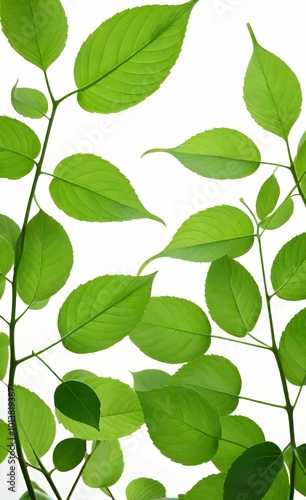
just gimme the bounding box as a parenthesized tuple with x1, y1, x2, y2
(0, 214, 20, 249)
(126, 478, 166, 500)
(279, 308, 306, 385)
(54, 381, 101, 430)
(0, 333, 9, 380)
(82, 440, 124, 488)
(132, 369, 171, 391)
(259, 198, 294, 230)
(11, 82, 48, 119)
(63, 369, 96, 383)
(53, 438, 86, 472)
(256, 175, 280, 220)
(264, 467, 289, 500)
(294, 445, 306, 496)
(184, 474, 225, 499)
(0, 419, 10, 463)
(74, 1, 198, 113)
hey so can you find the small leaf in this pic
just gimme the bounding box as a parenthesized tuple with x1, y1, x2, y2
(20, 488, 54, 500)
(132, 369, 171, 391)
(11, 82, 48, 119)
(184, 473, 225, 499)
(138, 386, 221, 465)
(63, 369, 96, 383)
(244, 25, 302, 138)
(169, 355, 241, 416)
(256, 175, 280, 220)
(0, 333, 9, 380)
(82, 440, 124, 488)
(223, 442, 283, 500)
(294, 137, 306, 198)
(74, 1, 198, 113)
(2, 0, 68, 69)
(29, 299, 49, 311)
(0, 419, 10, 463)
(0, 236, 14, 275)
(259, 198, 294, 230)
(49, 154, 162, 224)
(53, 438, 86, 472)
(126, 478, 166, 500)
(54, 381, 101, 430)
(279, 308, 306, 385)
(17, 211, 73, 304)
(0, 215, 20, 250)
(130, 296, 211, 363)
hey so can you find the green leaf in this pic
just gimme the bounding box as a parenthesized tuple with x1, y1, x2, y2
(0, 214, 20, 250)
(169, 355, 241, 416)
(0, 333, 9, 380)
(15, 386, 56, 465)
(17, 211, 73, 304)
(279, 331, 306, 386)
(294, 445, 306, 496)
(20, 488, 54, 500)
(294, 137, 306, 198)
(132, 369, 171, 391)
(11, 82, 48, 119)
(244, 25, 302, 138)
(256, 175, 280, 220)
(279, 308, 306, 385)
(271, 233, 306, 300)
(145, 128, 261, 179)
(263, 467, 289, 500)
(130, 296, 211, 363)
(82, 440, 124, 488)
(0, 277, 5, 300)
(0, 116, 40, 179)
(0, 235, 14, 275)
(58, 273, 155, 353)
(212, 415, 265, 472)
(259, 198, 294, 230)
(28, 299, 49, 311)
(184, 474, 225, 499)
(74, 1, 197, 113)
(49, 154, 162, 224)
(0, 419, 10, 463)
(53, 438, 86, 472)
(223, 442, 283, 500)
(138, 386, 221, 465)
(63, 369, 96, 383)
(54, 381, 101, 430)
(56, 377, 144, 440)
(126, 478, 166, 500)
(1, 0, 68, 70)
(205, 257, 262, 337)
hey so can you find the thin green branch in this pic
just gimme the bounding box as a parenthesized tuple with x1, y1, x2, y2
(248, 333, 271, 348)
(66, 454, 90, 500)
(0, 315, 10, 325)
(294, 450, 306, 476)
(35, 354, 63, 382)
(286, 138, 306, 207)
(293, 375, 306, 409)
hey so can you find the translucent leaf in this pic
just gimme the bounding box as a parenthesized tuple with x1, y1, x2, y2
(205, 257, 262, 337)
(279, 308, 306, 385)
(17, 211, 73, 304)
(279, 331, 306, 386)
(264, 467, 289, 500)
(256, 175, 280, 220)
(294, 137, 306, 198)
(0, 116, 40, 179)
(1, 0, 68, 70)
(184, 473, 225, 499)
(169, 355, 241, 416)
(54, 381, 101, 430)
(0, 333, 9, 380)
(56, 377, 144, 440)
(58, 273, 155, 353)
(259, 198, 294, 230)
(271, 233, 306, 300)
(29, 299, 49, 311)
(294, 445, 306, 496)
(0, 419, 10, 463)
(145, 128, 261, 179)
(53, 438, 86, 472)
(63, 369, 96, 383)
(11, 82, 48, 119)
(223, 442, 283, 500)
(138, 386, 221, 465)
(132, 369, 171, 391)
(0, 215, 20, 249)
(130, 296, 211, 363)
(82, 440, 124, 488)
(126, 478, 166, 500)
(49, 154, 162, 224)
(74, 1, 198, 113)
(244, 25, 302, 138)
(0, 236, 14, 275)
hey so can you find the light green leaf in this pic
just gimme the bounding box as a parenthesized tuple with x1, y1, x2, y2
(0, 419, 10, 463)
(126, 477, 166, 500)
(0, 277, 5, 300)
(0, 333, 9, 380)
(244, 25, 302, 138)
(56, 377, 144, 440)
(1, 0, 68, 70)
(271, 233, 306, 300)
(132, 369, 171, 392)
(279, 308, 306, 385)
(223, 442, 283, 500)
(0, 215, 20, 250)
(20, 488, 54, 500)
(130, 296, 211, 363)
(294, 445, 306, 496)
(145, 128, 261, 179)
(212, 415, 265, 472)
(11, 82, 48, 119)
(82, 440, 124, 488)
(279, 331, 306, 386)
(58, 273, 155, 353)
(63, 369, 96, 383)
(74, 1, 197, 113)
(0, 236, 14, 275)
(29, 299, 49, 311)
(54, 381, 101, 430)
(205, 257, 262, 337)
(49, 154, 162, 224)
(184, 474, 225, 499)
(15, 386, 56, 465)
(259, 198, 294, 230)
(294, 137, 306, 198)
(0, 116, 40, 179)
(169, 355, 241, 416)
(264, 466, 289, 500)
(138, 386, 221, 465)
(256, 175, 280, 220)
(101, 488, 113, 498)
(17, 211, 73, 304)
(53, 438, 86, 472)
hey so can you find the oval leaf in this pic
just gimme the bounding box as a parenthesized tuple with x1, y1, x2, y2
(264, 467, 289, 500)
(82, 440, 124, 488)
(0, 419, 10, 463)
(0, 236, 14, 275)
(126, 478, 166, 500)
(12, 82, 48, 119)
(259, 198, 294, 230)
(132, 369, 171, 392)
(294, 445, 306, 496)
(184, 473, 225, 499)
(294, 138, 306, 198)
(256, 175, 280, 220)
(0, 214, 20, 250)
(0, 333, 9, 380)
(279, 308, 306, 385)
(54, 381, 101, 430)
(63, 369, 96, 383)
(53, 438, 86, 472)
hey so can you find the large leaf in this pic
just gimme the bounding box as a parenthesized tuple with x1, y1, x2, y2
(82, 440, 124, 488)
(145, 128, 261, 179)
(256, 175, 280, 220)
(63, 369, 96, 383)
(271, 233, 306, 300)
(138, 386, 221, 465)
(126, 478, 166, 500)
(0, 116, 40, 179)
(279, 330, 306, 386)
(184, 474, 225, 499)
(279, 308, 306, 385)
(294, 444, 306, 496)
(17, 211, 73, 304)
(130, 296, 211, 363)
(49, 154, 162, 223)
(54, 381, 101, 430)
(0, 419, 10, 463)
(56, 377, 144, 440)
(0, 333, 9, 380)
(259, 198, 294, 230)
(58, 274, 155, 353)
(1, 0, 68, 70)
(11, 82, 48, 119)
(132, 369, 171, 391)
(53, 438, 86, 472)
(244, 25, 302, 138)
(223, 442, 283, 500)
(169, 355, 241, 416)
(74, 1, 197, 113)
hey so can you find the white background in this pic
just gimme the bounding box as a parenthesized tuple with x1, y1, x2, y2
(0, 0, 306, 498)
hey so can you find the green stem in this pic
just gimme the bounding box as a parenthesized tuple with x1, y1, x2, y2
(286, 138, 306, 207)
(293, 374, 306, 409)
(106, 488, 116, 500)
(35, 354, 63, 382)
(66, 454, 90, 500)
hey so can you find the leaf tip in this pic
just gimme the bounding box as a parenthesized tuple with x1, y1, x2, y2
(246, 23, 257, 46)
(141, 148, 167, 159)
